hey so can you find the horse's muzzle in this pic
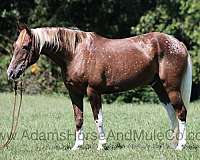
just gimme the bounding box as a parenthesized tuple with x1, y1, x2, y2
(7, 67, 24, 80)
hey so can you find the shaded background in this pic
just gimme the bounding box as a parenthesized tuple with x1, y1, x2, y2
(0, 0, 199, 103)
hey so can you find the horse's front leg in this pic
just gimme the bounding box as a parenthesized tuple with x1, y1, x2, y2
(87, 87, 106, 150)
(69, 90, 84, 150)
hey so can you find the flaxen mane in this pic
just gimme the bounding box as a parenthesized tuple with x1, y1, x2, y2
(31, 27, 94, 54)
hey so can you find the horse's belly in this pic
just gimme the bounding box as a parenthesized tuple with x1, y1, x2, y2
(101, 60, 156, 93)
(87, 43, 158, 94)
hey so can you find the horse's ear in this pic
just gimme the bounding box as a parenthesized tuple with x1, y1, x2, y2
(16, 23, 32, 36)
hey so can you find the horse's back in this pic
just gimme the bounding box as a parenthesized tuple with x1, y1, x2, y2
(72, 32, 188, 94)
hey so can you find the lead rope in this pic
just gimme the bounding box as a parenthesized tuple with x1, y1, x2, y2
(0, 79, 23, 149)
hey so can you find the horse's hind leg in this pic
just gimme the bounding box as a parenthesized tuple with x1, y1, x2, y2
(167, 90, 187, 150)
(87, 87, 106, 150)
(152, 74, 188, 150)
(151, 75, 178, 145)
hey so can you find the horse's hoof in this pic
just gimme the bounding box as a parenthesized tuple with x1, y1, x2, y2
(99, 139, 107, 145)
(71, 146, 79, 151)
(175, 145, 184, 151)
(97, 145, 104, 151)
(174, 140, 186, 151)
(71, 145, 82, 151)
(97, 141, 106, 150)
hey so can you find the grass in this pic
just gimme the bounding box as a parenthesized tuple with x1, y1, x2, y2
(0, 93, 200, 160)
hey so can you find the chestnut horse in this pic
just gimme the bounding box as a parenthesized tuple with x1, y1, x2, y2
(7, 24, 192, 150)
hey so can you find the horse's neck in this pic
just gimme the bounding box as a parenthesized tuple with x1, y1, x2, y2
(32, 28, 71, 67)
(32, 27, 93, 67)
(42, 48, 67, 68)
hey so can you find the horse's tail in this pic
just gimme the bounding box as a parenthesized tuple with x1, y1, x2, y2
(180, 53, 192, 107)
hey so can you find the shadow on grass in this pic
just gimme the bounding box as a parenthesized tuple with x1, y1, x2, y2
(52, 141, 199, 151)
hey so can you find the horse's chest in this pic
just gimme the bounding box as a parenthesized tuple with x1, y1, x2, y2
(65, 58, 88, 86)
(67, 68, 87, 84)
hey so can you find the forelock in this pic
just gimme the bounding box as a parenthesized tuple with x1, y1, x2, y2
(16, 29, 28, 47)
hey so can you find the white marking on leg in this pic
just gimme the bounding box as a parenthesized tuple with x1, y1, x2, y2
(71, 127, 84, 150)
(96, 108, 106, 150)
(176, 119, 186, 150)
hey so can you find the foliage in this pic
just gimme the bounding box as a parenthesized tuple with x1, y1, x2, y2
(131, 0, 200, 84)
(23, 56, 67, 95)
(0, 0, 200, 103)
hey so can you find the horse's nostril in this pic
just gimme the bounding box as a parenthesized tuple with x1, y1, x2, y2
(7, 69, 14, 80)
(19, 68, 23, 72)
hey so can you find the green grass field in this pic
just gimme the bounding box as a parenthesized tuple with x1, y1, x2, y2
(0, 93, 199, 160)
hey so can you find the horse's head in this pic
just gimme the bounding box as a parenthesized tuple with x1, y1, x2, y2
(7, 24, 40, 80)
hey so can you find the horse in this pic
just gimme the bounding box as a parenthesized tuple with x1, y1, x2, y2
(7, 24, 192, 150)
